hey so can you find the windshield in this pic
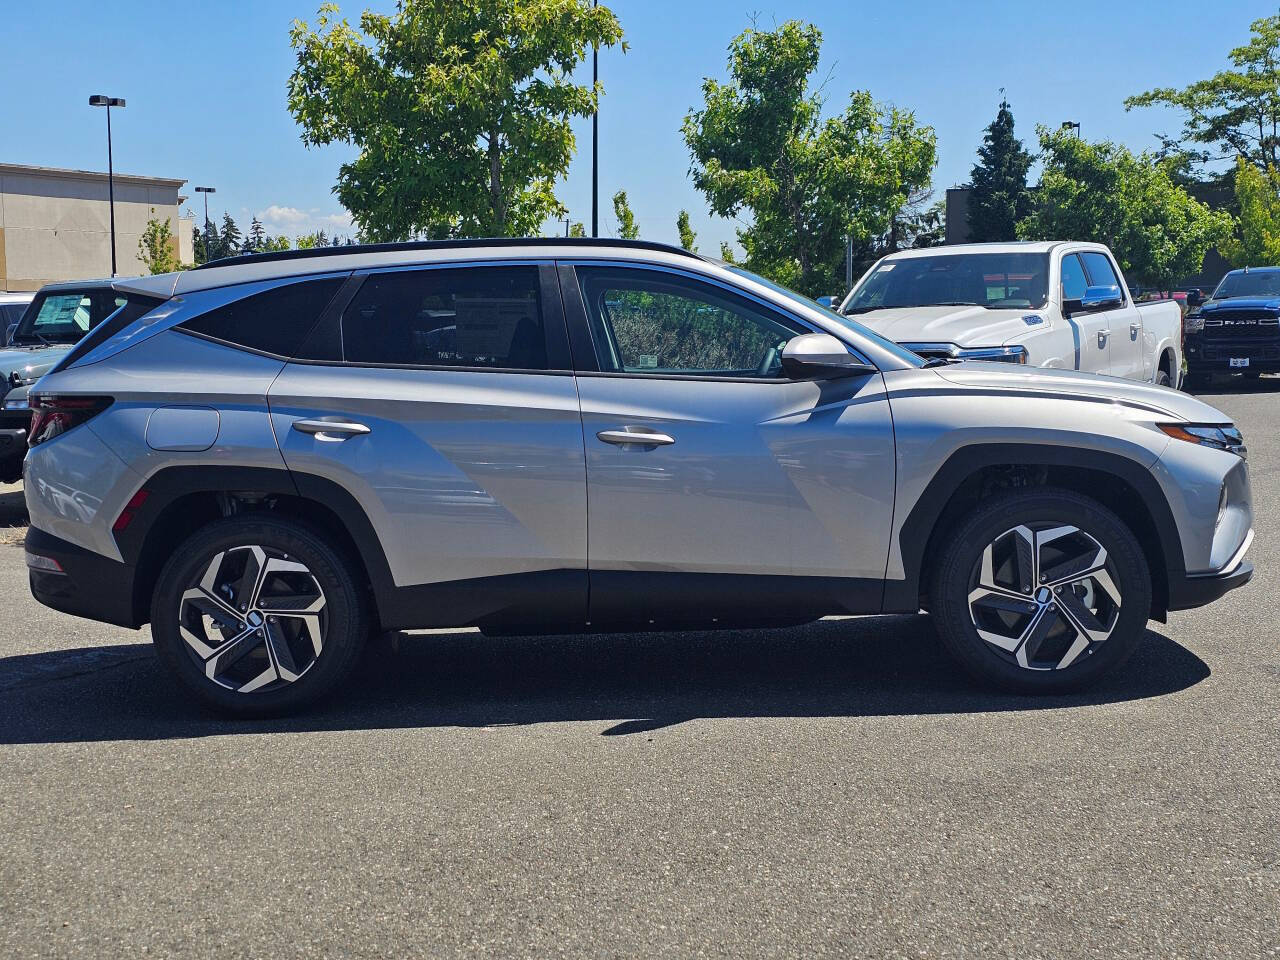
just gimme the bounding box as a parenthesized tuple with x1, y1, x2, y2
(725, 264, 925, 368)
(11, 289, 126, 346)
(844, 252, 1050, 313)
(1210, 271, 1280, 300)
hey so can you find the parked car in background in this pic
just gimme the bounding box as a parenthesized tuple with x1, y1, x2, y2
(21, 239, 1252, 716)
(1184, 266, 1280, 384)
(0, 279, 138, 482)
(0, 292, 35, 346)
(839, 242, 1183, 386)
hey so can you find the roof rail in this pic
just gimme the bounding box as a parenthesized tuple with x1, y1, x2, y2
(194, 236, 704, 270)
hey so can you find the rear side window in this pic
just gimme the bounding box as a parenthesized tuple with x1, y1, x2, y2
(180, 277, 345, 358)
(341, 266, 547, 370)
(1081, 252, 1122, 292)
(54, 293, 167, 372)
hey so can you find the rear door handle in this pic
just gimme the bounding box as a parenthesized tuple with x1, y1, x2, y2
(1130, 322, 1140, 339)
(597, 427, 675, 447)
(291, 418, 371, 441)
(1097, 330, 1109, 347)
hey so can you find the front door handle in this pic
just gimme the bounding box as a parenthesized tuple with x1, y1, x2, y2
(1130, 322, 1140, 339)
(1097, 329, 1109, 348)
(292, 418, 371, 442)
(597, 427, 675, 447)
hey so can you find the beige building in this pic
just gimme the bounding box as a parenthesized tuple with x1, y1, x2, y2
(0, 162, 193, 291)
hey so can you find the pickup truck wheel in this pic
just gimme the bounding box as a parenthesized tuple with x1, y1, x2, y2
(150, 516, 368, 717)
(1155, 370, 1172, 387)
(930, 488, 1151, 693)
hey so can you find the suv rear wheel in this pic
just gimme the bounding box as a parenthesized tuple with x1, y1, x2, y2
(151, 516, 368, 716)
(930, 488, 1152, 693)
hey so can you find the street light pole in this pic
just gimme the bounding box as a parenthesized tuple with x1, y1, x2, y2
(1061, 121, 1081, 139)
(591, 0, 599, 238)
(194, 186, 216, 262)
(89, 95, 126, 276)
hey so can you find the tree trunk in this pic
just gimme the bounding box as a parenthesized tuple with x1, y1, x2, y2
(488, 132, 506, 235)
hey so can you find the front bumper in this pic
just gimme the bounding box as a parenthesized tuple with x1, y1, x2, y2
(1168, 561, 1253, 611)
(1185, 335, 1280, 372)
(25, 526, 140, 628)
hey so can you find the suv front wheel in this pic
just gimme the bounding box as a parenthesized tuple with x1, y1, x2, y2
(151, 516, 368, 716)
(930, 488, 1152, 693)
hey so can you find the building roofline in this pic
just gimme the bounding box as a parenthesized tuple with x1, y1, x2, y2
(195, 236, 704, 271)
(0, 161, 186, 189)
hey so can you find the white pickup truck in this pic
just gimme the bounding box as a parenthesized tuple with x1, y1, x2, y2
(838, 241, 1183, 386)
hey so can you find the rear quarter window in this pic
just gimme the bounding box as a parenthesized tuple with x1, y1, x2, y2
(179, 277, 346, 359)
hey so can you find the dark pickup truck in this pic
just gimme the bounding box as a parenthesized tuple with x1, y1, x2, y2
(1185, 266, 1280, 381)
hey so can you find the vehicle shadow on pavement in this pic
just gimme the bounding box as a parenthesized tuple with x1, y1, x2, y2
(0, 615, 1210, 744)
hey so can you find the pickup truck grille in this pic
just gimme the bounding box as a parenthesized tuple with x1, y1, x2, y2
(1202, 309, 1280, 339)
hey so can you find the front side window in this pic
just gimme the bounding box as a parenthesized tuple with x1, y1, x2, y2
(1081, 252, 1122, 293)
(577, 266, 802, 377)
(11, 289, 125, 346)
(341, 266, 547, 370)
(1060, 254, 1088, 302)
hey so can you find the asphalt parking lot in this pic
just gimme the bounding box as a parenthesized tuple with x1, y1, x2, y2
(0, 382, 1277, 960)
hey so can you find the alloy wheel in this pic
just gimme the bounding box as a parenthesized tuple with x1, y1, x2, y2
(966, 523, 1122, 671)
(177, 545, 328, 693)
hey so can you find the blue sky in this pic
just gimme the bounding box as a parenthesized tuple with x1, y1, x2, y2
(2, 1, 1266, 253)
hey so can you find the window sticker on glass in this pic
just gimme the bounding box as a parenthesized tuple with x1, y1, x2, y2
(638, 354, 659, 368)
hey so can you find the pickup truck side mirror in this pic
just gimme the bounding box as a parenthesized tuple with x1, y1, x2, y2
(1066, 284, 1124, 314)
(781, 333, 877, 380)
(1186, 289, 1205, 308)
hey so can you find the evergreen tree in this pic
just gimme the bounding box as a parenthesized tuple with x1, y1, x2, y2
(219, 213, 243, 258)
(244, 217, 267, 254)
(967, 97, 1032, 242)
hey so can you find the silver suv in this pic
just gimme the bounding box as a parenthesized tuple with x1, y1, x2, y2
(23, 239, 1254, 715)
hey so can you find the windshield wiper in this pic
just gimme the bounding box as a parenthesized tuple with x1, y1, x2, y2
(15, 330, 54, 347)
(931, 301, 984, 307)
(921, 357, 959, 368)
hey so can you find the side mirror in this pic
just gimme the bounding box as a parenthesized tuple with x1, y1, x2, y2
(815, 295, 839, 311)
(1186, 289, 1204, 308)
(1078, 284, 1123, 312)
(781, 333, 876, 380)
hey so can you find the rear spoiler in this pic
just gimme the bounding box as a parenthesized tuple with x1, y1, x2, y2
(111, 273, 180, 300)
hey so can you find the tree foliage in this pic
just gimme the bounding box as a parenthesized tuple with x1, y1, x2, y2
(1221, 157, 1280, 266)
(138, 209, 182, 275)
(288, 0, 624, 240)
(1018, 128, 1234, 292)
(676, 209, 697, 251)
(1125, 15, 1280, 171)
(682, 20, 936, 296)
(967, 98, 1032, 242)
(612, 189, 638, 238)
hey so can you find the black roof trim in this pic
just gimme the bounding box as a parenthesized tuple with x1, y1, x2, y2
(195, 237, 704, 271)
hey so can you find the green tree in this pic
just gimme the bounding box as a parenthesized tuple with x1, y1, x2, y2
(138, 209, 182, 274)
(288, 0, 624, 240)
(219, 213, 242, 259)
(676, 209, 697, 251)
(612, 189, 638, 238)
(296, 230, 330, 249)
(244, 216, 267, 254)
(1221, 157, 1280, 266)
(568, 221, 586, 237)
(682, 20, 936, 296)
(1018, 128, 1234, 292)
(967, 97, 1032, 241)
(1125, 15, 1280, 171)
(718, 241, 737, 263)
(263, 235, 292, 252)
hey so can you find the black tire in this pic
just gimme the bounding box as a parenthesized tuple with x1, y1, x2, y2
(930, 488, 1151, 694)
(151, 515, 368, 716)
(1154, 369, 1172, 388)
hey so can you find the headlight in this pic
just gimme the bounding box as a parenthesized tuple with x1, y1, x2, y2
(954, 345, 1028, 364)
(3, 397, 28, 411)
(1185, 314, 1204, 334)
(1158, 422, 1246, 458)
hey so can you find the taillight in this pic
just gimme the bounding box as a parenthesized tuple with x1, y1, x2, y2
(28, 394, 113, 447)
(112, 488, 150, 532)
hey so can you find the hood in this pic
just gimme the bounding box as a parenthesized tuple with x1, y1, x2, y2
(932, 362, 1232, 423)
(1200, 297, 1280, 314)
(851, 305, 1047, 346)
(0, 344, 71, 386)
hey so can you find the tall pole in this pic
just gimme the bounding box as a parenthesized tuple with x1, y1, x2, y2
(105, 103, 117, 277)
(591, 0, 599, 237)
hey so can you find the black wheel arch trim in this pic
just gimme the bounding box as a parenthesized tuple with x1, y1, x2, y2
(886, 443, 1185, 617)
